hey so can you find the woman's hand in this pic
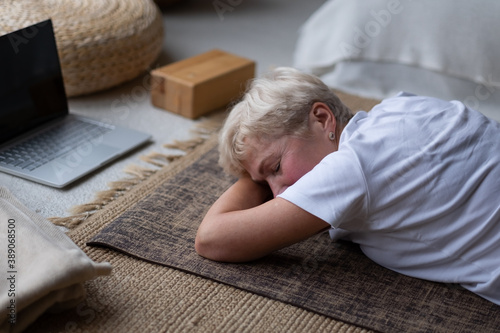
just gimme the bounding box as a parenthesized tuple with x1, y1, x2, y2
(195, 175, 330, 262)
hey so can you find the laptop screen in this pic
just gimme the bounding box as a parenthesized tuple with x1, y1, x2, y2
(0, 19, 68, 144)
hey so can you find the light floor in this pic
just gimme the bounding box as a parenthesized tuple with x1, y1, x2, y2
(1, 0, 327, 218)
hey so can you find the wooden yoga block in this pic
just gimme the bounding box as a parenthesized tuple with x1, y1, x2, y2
(151, 49, 255, 119)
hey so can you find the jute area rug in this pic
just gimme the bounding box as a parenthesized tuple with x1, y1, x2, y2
(28, 92, 499, 333)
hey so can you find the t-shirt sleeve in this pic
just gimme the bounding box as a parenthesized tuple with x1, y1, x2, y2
(278, 149, 368, 230)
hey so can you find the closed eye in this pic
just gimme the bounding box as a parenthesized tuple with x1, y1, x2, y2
(273, 161, 281, 174)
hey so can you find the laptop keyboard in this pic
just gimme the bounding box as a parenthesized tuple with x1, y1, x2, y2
(0, 119, 113, 172)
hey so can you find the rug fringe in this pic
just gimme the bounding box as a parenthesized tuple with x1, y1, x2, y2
(48, 114, 223, 229)
(164, 137, 206, 152)
(122, 164, 157, 179)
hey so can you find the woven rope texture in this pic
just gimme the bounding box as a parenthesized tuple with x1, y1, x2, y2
(0, 0, 164, 97)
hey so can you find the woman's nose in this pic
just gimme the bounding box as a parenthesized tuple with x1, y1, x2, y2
(268, 180, 287, 197)
(268, 180, 280, 198)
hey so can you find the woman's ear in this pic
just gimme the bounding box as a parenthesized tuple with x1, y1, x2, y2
(310, 102, 336, 132)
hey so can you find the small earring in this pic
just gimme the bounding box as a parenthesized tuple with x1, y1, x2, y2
(329, 131, 335, 141)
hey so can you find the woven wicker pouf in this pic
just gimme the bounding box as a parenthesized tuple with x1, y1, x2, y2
(0, 0, 164, 97)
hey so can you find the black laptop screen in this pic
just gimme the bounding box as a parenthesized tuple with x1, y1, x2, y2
(0, 19, 68, 144)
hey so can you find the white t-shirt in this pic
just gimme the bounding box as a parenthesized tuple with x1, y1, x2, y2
(278, 92, 500, 305)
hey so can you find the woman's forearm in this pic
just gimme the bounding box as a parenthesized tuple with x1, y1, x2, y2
(194, 175, 330, 262)
(195, 176, 272, 260)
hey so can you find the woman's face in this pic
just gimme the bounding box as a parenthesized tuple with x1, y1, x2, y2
(242, 132, 335, 197)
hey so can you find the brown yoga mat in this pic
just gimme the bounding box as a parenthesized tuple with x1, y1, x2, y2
(88, 142, 500, 333)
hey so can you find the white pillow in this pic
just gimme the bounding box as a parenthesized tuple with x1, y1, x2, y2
(294, 0, 500, 121)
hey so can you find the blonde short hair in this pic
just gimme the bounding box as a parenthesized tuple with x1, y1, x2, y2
(218, 67, 352, 177)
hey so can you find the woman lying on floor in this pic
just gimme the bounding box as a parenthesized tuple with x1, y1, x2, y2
(195, 67, 500, 306)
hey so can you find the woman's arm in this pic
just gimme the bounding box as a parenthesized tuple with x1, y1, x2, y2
(195, 175, 330, 262)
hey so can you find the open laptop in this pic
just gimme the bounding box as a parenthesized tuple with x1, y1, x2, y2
(0, 19, 151, 188)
